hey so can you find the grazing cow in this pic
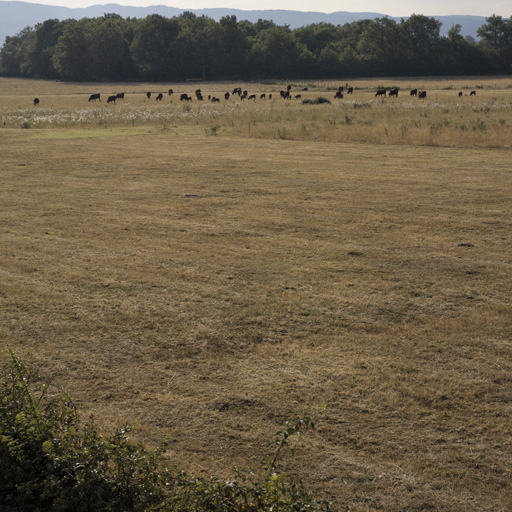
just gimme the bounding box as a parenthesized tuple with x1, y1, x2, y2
(88, 93, 101, 102)
(334, 91, 343, 99)
(375, 89, 386, 97)
(458, 91, 463, 97)
(107, 95, 117, 104)
(283, 91, 291, 99)
(302, 87, 308, 91)
(389, 88, 398, 97)
(470, 90, 476, 96)
(33, 97, 40, 106)
(260, 93, 266, 99)
(180, 93, 192, 101)
(168, 89, 174, 96)
(269, 94, 272, 100)
(224, 92, 230, 100)
(246, 94, 255, 100)
(410, 88, 418, 96)
(418, 91, 427, 99)
(279, 90, 285, 98)
(295, 94, 302, 100)
(347, 86, 354, 94)
(196, 92, 203, 100)
(232, 87, 242, 96)
(146, 92, 151, 99)
(156, 93, 163, 101)
(116, 92, 125, 100)
(211, 97, 220, 103)
(287, 84, 292, 91)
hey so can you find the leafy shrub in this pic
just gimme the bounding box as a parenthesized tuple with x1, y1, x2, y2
(301, 97, 332, 105)
(0, 350, 331, 511)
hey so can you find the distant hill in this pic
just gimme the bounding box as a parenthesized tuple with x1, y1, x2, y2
(0, 1, 486, 47)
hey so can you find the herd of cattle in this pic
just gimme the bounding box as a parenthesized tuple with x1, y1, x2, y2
(30, 85, 478, 106)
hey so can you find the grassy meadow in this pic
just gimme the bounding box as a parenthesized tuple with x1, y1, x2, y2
(1, 76, 511, 511)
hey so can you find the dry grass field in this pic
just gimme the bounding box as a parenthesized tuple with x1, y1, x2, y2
(1, 77, 511, 511)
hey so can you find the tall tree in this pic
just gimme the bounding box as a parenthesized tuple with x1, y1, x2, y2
(0, 27, 34, 76)
(400, 14, 442, 75)
(131, 14, 180, 80)
(216, 15, 250, 79)
(52, 20, 93, 80)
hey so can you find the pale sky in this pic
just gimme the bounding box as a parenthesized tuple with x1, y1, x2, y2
(12, 0, 512, 17)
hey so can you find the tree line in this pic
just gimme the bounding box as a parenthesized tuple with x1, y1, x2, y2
(1, 12, 511, 82)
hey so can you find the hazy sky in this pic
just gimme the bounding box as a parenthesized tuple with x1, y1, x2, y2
(12, 0, 511, 17)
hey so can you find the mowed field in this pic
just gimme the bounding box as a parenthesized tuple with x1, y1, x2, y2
(1, 77, 511, 511)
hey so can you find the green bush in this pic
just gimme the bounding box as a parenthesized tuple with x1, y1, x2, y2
(0, 349, 331, 511)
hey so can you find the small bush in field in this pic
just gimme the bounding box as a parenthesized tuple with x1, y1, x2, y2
(0, 350, 331, 512)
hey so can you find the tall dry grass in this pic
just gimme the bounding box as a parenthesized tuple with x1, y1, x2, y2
(2, 77, 512, 148)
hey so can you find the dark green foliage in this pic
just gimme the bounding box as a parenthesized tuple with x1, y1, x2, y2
(0, 350, 331, 511)
(0, 349, 169, 511)
(1, 13, 511, 80)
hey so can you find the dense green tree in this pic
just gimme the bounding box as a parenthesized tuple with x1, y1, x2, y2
(216, 15, 251, 79)
(0, 27, 34, 76)
(26, 19, 63, 78)
(400, 14, 442, 75)
(357, 17, 405, 75)
(174, 13, 218, 80)
(2, 12, 512, 81)
(131, 14, 180, 80)
(88, 15, 134, 80)
(251, 26, 302, 77)
(52, 20, 93, 80)
(477, 15, 512, 72)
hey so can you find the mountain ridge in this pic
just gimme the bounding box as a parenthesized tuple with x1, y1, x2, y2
(0, 1, 486, 46)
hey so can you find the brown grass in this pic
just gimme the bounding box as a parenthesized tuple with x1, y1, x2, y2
(1, 77, 511, 511)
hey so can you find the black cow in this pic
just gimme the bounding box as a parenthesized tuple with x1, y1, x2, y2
(269, 94, 272, 100)
(224, 92, 230, 100)
(180, 94, 192, 101)
(375, 89, 386, 97)
(248, 94, 256, 100)
(156, 93, 163, 101)
(211, 97, 220, 103)
(33, 97, 40, 106)
(196, 92, 203, 100)
(458, 91, 463, 97)
(338, 86, 344, 92)
(302, 87, 308, 91)
(295, 94, 302, 100)
(282, 91, 291, 99)
(116, 92, 125, 100)
(260, 93, 266, 99)
(146, 92, 151, 99)
(107, 95, 117, 104)
(347, 86, 354, 94)
(232, 87, 242, 96)
(168, 89, 174, 96)
(389, 88, 399, 97)
(287, 84, 292, 91)
(418, 91, 427, 99)
(410, 88, 417, 96)
(334, 91, 343, 99)
(88, 93, 101, 102)
(470, 90, 476, 96)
